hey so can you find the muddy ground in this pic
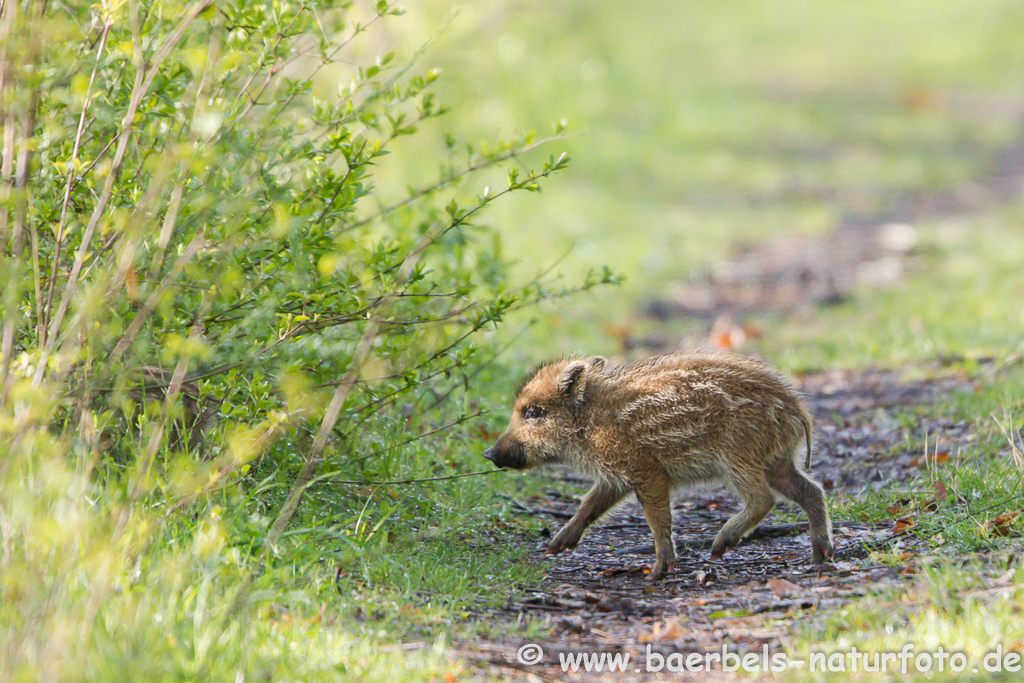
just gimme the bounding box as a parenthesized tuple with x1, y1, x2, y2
(454, 116, 1024, 681)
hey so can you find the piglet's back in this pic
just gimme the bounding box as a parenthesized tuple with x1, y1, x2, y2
(587, 352, 807, 459)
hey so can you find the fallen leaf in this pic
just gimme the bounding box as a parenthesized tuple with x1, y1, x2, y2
(742, 324, 763, 339)
(475, 425, 499, 441)
(692, 497, 728, 511)
(125, 268, 141, 301)
(596, 596, 637, 614)
(911, 452, 948, 468)
(933, 480, 949, 502)
(602, 566, 644, 577)
(310, 602, 326, 625)
(603, 322, 633, 341)
(766, 578, 807, 599)
(639, 619, 684, 642)
(901, 88, 944, 113)
(987, 511, 1022, 537)
(893, 516, 916, 534)
(710, 315, 747, 350)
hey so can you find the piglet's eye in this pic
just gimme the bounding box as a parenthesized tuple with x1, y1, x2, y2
(523, 405, 546, 420)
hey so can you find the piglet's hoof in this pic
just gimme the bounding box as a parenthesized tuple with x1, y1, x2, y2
(709, 544, 732, 561)
(546, 537, 578, 556)
(646, 561, 675, 581)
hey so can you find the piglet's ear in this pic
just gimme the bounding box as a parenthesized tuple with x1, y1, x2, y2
(557, 360, 588, 404)
(589, 356, 607, 371)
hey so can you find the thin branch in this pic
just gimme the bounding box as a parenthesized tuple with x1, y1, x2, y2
(345, 132, 579, 234)
(147, 183, 185, 281)
(339, 409, 487, 468)
(331, 468, 501, 487)
(423, 322, 535, 413)
(44, 20, 111, 344)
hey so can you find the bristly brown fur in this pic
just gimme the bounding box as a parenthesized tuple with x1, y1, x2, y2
(514, 359, 558, 397)
(513, 354, 584, 397)
(484, 350, 833, 580)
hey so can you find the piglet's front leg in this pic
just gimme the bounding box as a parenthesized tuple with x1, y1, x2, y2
(546, 479, 629, 555)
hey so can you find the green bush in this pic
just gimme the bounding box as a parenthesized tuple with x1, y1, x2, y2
(0, 0, 614, 678)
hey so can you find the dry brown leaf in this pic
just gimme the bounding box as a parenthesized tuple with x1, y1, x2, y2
(911, 452, 949, 468)
(766, 577, 807, 599)
(901, 88, 944, 112)
(601, 567, 630, 577)
(987, 510, 1022, 537)
(709, 315, 747, 350)
(893, 516, 916, 534)
(888, 498, 913, 515)
(639, 619, 684, 643)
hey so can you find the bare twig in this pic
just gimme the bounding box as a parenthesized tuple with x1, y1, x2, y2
(44, 20, 111, 344)
(331, 468, 502, 487)
(344, 132, 579, 235)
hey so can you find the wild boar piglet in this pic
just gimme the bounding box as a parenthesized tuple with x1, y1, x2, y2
(484, 351, 834, 580)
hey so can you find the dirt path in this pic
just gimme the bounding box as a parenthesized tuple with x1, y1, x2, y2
(643, 114, 1024, 324)
(460, 364, 985, 681)
(455, 108, 1024, 682)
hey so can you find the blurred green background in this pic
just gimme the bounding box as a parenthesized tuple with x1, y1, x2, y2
(367, 0, 1024, 367)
